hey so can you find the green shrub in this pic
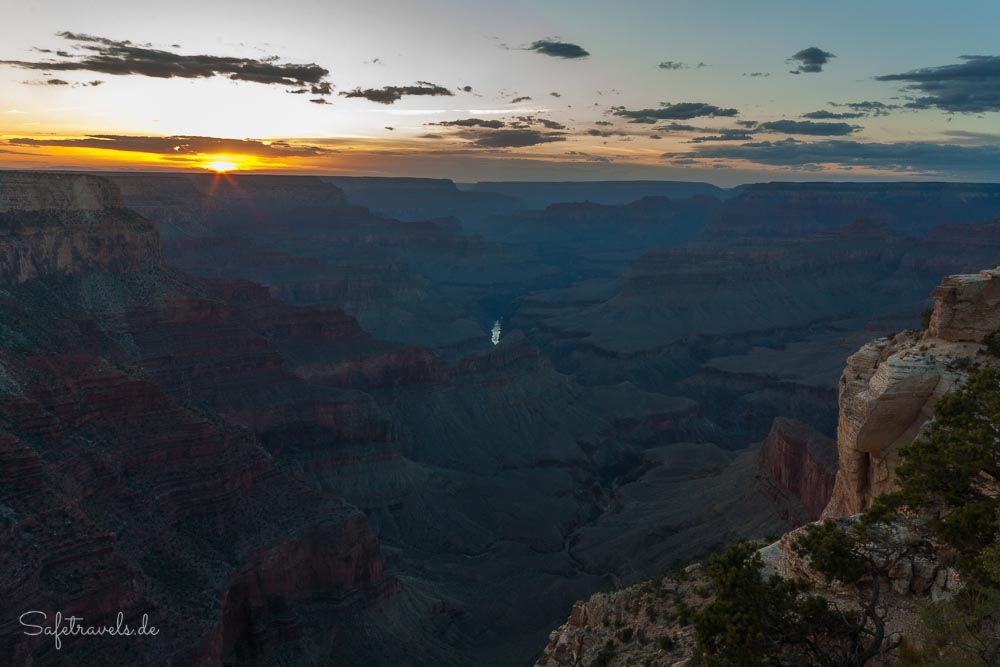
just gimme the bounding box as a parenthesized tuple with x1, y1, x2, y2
(983, 330, 1000, 358)
(921, 307, 934, 331)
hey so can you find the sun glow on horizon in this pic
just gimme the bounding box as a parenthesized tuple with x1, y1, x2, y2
(202, 158, 239, 173)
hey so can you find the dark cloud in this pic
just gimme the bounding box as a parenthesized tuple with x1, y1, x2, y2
(565, 151, 612, 162)
(655, 122, 699, 132)
(549, 91, 561, 97)
(654, 123, 757, 141)
(735, 120, 758, 128)
(663, 137, 1000, 173)
(0, 32, 333, 101)
(758, 120, 860, 136)
(527, 40, 589, 59)
(829, 100, 898, 117)
(788, 47, 835, 74)
(4, 134, 332, 157)
(743, 72, 770, 78)
(432, 116, 565, 133)
(432, 118, 506, 129)
(801, 110, 865, 120)
(510, 95, 532, 103)
(586, 128, 627, 137)
(688, 130, 755, 143)
(875, 55, 1000, 113)
(516, 116, 565, 130)
(940, 129, 1000, 145)
(658, 61, 706, 70)
(340, 81, 453, 104)
(594, 120, 613, 126)
(427, 116, 568, 147)
(310, 82, 332, 95)
(23, 77, 104, 88)
(462, 128, 566, 148)
(613, 102, 738, 123)
(309, 98, 331, 105)
(460, 85, 473, 92)
(418, 133, 444, 139)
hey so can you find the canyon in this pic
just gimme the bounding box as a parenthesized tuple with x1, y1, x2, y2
(3, 170, 1000, 665)
(537, 267, 999, 667)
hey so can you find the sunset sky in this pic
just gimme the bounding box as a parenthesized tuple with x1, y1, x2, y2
(2, 0, 999, 184)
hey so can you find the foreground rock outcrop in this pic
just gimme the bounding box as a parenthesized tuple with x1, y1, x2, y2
(824, 269, 1000, 517)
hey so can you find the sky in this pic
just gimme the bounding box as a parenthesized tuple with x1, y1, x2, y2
(1, 0, 999, 185)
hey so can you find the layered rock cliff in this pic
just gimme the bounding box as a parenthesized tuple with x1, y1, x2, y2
(0, 171, 160, 284)
(759, 417, 838, 521)
(0, 171, 123, 211)
(823, 269, 1000, 517)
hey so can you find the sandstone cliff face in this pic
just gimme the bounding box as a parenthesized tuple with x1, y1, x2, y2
(0, 172, 160, 284)
(0, 171, 123, 211)
(823, 269, 1000, 517)
(759, 417, 838, 521)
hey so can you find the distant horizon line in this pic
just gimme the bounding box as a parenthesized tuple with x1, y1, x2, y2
(1, 165, 998, 188)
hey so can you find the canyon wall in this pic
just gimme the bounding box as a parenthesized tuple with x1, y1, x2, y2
(0, 171, 123, 211)
(759, 417, 838, 520)
(0, 171, 160, 284)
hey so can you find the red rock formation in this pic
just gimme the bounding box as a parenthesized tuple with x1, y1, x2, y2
(759, 417, 838, 520)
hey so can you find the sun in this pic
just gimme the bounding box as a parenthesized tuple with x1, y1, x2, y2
(204, 159, 238, 173)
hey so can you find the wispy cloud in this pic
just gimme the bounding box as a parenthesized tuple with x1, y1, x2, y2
(658, 61, 706, 70)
